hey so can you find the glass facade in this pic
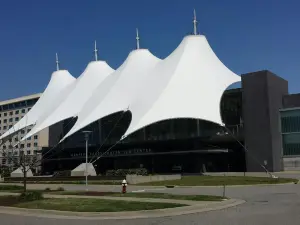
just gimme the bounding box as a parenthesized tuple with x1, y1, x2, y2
(281, 109, 300, 156)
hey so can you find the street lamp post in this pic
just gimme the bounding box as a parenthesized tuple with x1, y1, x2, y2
(82, 131, 92, 191)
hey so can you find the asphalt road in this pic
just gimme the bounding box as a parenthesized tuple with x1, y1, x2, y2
(1, 182, 300, 225)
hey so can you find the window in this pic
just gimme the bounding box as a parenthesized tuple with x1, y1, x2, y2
(21, 109, 26, 113)
(3, 119, 7, 123)
(27, 129, 31, 133)
(14, 137, 18, 142)
(9, 118, 13, 122)
(3, 126, 6, 130)
(27, 150, 31, 155)
(27, 143, 31, 147)
(15, 110, 19, 115)
(0, 120, 1, 124)
(20, 144, 24, 148)
(2, 158, 6, 165)
(27, 108, 31, 112)
(15, 117, 19, 121)
(0, 127, 1, 130)
(34, 143, 38, 147)
(3, 145, 6, 149)
(34, 135, 38, 140)
(0, 113, 1, 117)
(9, 125, 12, 129)
(34, 150, 38, 155)
(21, 130, 25, 134)
(9, 111, 13, 115)
(4, 113, 7, 116)
(27, 137, 31, 140)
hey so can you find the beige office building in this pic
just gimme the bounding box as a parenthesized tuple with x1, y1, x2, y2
(0, 93, 49, 171)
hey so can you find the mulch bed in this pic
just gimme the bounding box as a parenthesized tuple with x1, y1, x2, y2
(0, 196, 20, 206)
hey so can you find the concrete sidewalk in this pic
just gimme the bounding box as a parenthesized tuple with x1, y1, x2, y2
(0, 192, 245, 220)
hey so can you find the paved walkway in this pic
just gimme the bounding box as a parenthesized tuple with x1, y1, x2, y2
(0, 192, 244, 220)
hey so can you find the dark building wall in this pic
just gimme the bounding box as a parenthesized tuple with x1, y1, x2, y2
(242, 70, 288, 172)
(283, 93, 300, 108)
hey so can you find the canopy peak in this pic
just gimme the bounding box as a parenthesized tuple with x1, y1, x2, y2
(136, 28, 140, 49)
(193, 9, 198, 35)
(94, 40, 98, 61)
(55, 53, 60, 71)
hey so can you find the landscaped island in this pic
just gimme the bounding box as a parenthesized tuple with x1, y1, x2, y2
(0, 195, 185, 212)
(138, 176, 298, 186)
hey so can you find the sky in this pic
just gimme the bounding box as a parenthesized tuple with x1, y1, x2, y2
(0, 0, 299, 100)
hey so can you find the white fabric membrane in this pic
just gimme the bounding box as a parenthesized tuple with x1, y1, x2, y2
(61, 49, 161, 141)
(123, 35, 241, 138)
(21, 61, 114, 141)
(0, 70, 76, 140)
(8, 34, 241, 146)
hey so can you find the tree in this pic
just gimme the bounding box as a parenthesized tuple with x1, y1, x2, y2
(0, 132, 42, 192)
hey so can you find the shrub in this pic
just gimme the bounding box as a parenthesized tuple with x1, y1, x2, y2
(0, 166, 10, 177)
(57, 187, 65, 191)
(0, 185, 23, 191)
(44, 187, 51, 191)
(105, 170, 116, 176)
(105, 168, 148, 176)
(19, 191, 43, 202)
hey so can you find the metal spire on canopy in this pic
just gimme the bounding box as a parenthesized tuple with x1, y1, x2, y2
(136, 28, 140, 49)
(193, 9, 198, 35)
(94, 40, 98, 61)
(55, 53, 60, 71)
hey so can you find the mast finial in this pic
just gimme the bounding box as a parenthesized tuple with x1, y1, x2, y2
(55, 53, 60, 71)
(94, 40, 98, 61)
(193, 9, 198, 35)
(136, 28, 140, 49)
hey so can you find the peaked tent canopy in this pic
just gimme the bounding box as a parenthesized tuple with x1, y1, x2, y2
(21, 60, 114, 141)
(10, 166, 33, 178)
(0, 70, 75, 140)
(61, 49, 161, 141)
(123, 35, 241, 138)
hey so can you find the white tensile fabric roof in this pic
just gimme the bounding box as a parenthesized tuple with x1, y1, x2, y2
(123, 35, 241, 138)
(6, 32, 241, 145)
(61, 49, 161, 141)
(0, 70, 75, 140)
(21, 60, 114, 141)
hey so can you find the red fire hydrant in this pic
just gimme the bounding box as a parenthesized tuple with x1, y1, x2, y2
(122, 179, 127, 193)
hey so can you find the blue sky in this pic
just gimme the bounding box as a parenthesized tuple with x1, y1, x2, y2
(0, 0, 299, 100)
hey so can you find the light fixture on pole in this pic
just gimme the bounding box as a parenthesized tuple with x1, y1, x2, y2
(82, 130, 92, 191)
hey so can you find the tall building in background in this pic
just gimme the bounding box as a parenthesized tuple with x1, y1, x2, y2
(0, 93, 49, 171)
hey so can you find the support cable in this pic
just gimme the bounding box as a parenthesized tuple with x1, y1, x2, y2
(222, 125, 275, 178)
(89, 110, 128, 163)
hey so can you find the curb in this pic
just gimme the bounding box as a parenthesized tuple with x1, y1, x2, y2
(0, 199, 245, 220)
(177, 182, 297, 188)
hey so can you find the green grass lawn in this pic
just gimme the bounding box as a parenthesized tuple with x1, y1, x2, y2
(56, 191, 225, 201)
(0, 185, 24, 192)
(0, 196, 185, 212)
(138, 176, 298, 186)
